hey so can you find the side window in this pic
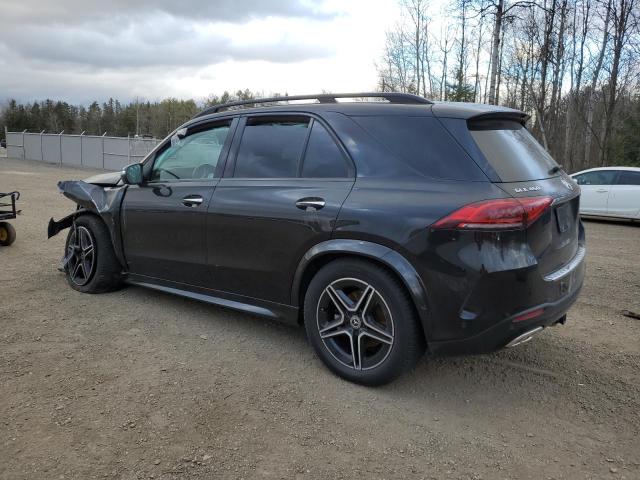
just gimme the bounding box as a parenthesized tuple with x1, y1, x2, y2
(351, 115, 485, 181)
(301, 121, 350, 178)
(615, 170, 640, 185)
(233, 117, 309, 178)
(574, 171, 617, 185)
(151, 123, 230, 181)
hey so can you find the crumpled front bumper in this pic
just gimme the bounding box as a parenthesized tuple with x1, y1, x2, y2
(48, 180, 127, 268)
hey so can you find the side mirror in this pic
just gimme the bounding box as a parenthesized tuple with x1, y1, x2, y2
(122, 163, 143, 185)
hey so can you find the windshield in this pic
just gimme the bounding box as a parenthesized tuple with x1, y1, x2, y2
(469, 121, 559, 182)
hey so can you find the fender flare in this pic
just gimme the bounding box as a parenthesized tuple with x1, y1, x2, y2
(291, 239, 430, 334)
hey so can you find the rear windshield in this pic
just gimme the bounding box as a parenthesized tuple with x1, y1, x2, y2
(469, 120, 559, 182)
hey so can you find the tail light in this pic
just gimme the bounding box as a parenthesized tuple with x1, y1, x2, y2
(432, 196, 553, 230)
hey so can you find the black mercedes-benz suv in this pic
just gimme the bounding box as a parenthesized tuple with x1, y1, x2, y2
(49, 93, 585, 385)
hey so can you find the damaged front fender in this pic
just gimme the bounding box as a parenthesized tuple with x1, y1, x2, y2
(56, 180, 124, 214)
(48, 180, 128, 267)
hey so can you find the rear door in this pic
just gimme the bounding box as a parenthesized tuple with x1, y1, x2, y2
(205, 114, 355, 304)
(121, 118, 235, 286)
(608, 170, 640, 218)
(573, 170, 618, 215)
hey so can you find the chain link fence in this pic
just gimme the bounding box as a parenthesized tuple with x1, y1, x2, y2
(5, 129, 161, 171)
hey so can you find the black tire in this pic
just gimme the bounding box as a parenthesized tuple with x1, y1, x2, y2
(64, 215, 123, 293)
(304, 258, 425, 386)
(0, 221, 16, 246)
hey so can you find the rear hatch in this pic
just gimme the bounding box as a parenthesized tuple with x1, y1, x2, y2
(441, 113, 581, 276)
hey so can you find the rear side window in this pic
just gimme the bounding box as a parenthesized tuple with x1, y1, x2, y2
(615, 170, 640, 185)
(301, 121, 350, 178)
(234, 118, 309, 178)
(468, 120, 559, 182)
(574, 170, 618, 186)
(351, 116, 482, 181)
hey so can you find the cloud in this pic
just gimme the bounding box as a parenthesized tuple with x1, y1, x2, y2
(0, 0, 335, 70)
(1, 0, 334, 25)
(4, 15, 332, 69)
(0, 0, 394, 104)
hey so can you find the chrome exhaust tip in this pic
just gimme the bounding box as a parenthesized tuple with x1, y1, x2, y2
(506, 326, 544, 348)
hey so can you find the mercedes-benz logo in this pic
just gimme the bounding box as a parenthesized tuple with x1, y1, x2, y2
(349, 315, 362, 329)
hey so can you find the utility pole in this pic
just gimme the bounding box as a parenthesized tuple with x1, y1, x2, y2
(135, 97, 140, 137)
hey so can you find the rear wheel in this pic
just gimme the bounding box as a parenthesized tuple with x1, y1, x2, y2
(304, 259, 425, 385)
(64, 215, 122, 293)
(0, 222, 16, 246)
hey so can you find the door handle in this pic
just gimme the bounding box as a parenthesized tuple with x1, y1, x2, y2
(182, 195, 204, 207)
(596, 189, 608, 193)
(295, 197, 325, 211)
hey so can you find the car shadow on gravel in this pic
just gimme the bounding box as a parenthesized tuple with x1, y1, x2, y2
(388, 332, 639, 432)
(114, 283, 638, 437)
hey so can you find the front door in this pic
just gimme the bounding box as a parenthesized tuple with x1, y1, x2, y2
(206, 115, 355, 305)
(121, 119, 235, 286)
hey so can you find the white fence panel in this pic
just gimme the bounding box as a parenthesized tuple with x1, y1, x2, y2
(103, 137, 130, 171)
(42, 135, 62, 164)
(61, 136, 82, 166)
(82, 136, 103, 169)
(131, 138, 158, 160)
(4, 131, 160, 171)
(24, 134, 43, 161)
(6, 132, 24, 159)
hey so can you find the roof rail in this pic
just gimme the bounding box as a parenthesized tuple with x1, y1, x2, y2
(194, 92, 432, 118)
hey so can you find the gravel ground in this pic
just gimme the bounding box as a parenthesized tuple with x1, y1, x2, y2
(1, 157, 639, 480)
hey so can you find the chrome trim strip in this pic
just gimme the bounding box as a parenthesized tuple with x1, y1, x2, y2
(544, 246, 586, 282)
(296, 199, 326, 210)
(506, 327, 543, 348)
(129, 281, 277, 318)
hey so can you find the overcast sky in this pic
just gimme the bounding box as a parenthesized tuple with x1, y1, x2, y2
(0, 0, 402, 104)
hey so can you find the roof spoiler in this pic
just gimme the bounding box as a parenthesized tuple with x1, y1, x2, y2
(467, 111, 530, 130)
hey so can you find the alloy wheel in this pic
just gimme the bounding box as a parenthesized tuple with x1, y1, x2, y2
(66, 225, 96, 286)
(316, 277, 395, 371)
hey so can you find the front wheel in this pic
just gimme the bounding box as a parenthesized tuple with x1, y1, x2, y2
(64, 215, 123, 293)
(304, 259, 425, 386)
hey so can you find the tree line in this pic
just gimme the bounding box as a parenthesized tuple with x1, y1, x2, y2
(2, 0, 639, 174)
(0, 90, 256, 140)
(377, 0, 639, 170)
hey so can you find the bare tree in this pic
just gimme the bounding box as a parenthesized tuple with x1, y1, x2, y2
(373, 0, 640, 169)
(402, 0, 430, 95)
(601, 0, 638, 165)
(584, 0, 613, 167)
(439, 23, 454, 100)
(563, 0, 591, 171)
(486, 1, 538, 104)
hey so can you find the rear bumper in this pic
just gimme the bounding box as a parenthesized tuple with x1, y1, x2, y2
(425, 244, 586, 356)
(427, 277, 583, 355)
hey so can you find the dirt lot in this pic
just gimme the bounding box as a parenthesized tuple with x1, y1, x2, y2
(1, 157, 639, 480)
